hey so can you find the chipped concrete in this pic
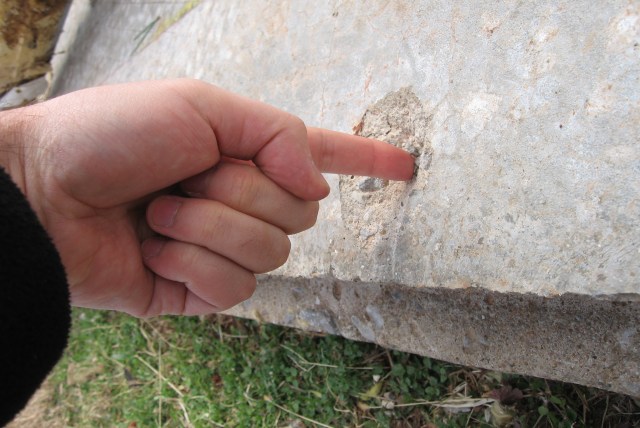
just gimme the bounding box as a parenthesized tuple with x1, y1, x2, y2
(336, 87, 434, 282)
(50, 0, 639, 395)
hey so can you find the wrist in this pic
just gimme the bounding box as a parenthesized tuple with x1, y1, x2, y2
(0, 108, 28, 195)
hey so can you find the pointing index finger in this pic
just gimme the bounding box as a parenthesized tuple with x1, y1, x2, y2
(307, 128, 416, 181)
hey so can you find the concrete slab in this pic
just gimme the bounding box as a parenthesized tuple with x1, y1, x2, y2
(51, 0, 639, 396)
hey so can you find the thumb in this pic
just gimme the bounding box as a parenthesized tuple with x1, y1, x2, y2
(36, 80, 329, 207)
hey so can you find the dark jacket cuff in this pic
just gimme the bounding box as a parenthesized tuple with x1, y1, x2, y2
(0, 166, 71, 426)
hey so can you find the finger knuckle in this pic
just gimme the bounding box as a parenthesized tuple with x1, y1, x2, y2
(290, 115, 307, 131)
(282, 114, 307, 139)
(169, 77, 206, 92)
(271, 233, 291, 270)
(236, 275, 257, 302)
(301, 201, 320, 231)
(284, 201, 319, 234)
(254, 230, 290, 273)
(209, 271, 256, 312)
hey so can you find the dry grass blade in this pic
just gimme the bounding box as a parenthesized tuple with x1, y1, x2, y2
(263, 395, 335, 428)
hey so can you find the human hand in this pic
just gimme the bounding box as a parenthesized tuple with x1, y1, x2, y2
(0, 79, 414, 317)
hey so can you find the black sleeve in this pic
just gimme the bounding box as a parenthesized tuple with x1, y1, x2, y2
(0, 167, 71, 426)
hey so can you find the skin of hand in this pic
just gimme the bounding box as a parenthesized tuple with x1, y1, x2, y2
(0, 79, 414, 317)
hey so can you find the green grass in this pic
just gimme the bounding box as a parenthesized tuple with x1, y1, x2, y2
(33, 309, 640, 427)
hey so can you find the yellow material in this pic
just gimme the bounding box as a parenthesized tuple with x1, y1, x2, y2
(0, 0, 69, 93)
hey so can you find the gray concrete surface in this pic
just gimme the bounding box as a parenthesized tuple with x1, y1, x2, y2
(51, 0, 639, 395)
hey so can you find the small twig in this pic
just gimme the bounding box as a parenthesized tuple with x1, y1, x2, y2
(220, 332, 249, 339)
(281, 344, 312, 362)
(532, 413, 544, 428)
(136, 354, 194, 427)
(137, 321, 156, 354)
(363, 397, 494, 411)
(177, 398, 192, 428)
(263, 396, 335, 428)
(573, 384, 589, 424)
(465, 409, 473, 427)
(601, 394, 609, 428)
(157, 342, 162, 428)
(243, 384, 258, 405)
(135, 355, 184, 398)
(158, 397, 194, 428)
(385, 349, 394, 369)
(140, 319, 188, 350)
(280, 344, 374, 370)
(362, 350, 388, 365)
(452, 381, 468, 395)
(75, 325, 118, 333)
(217, 322, 224, 343)
(131, 16, 160, 56)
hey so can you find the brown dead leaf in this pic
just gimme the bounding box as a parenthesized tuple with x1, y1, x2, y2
(488, 384, 523, 405)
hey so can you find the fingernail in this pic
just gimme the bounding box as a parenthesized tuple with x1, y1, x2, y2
(181, 174, 207, 197)
(141, 238, 166, 259)
(151, 197, 181, 227)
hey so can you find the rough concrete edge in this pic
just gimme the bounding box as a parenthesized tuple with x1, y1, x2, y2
(224, 275, 640, 397)
(48, 0, 92, 99)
